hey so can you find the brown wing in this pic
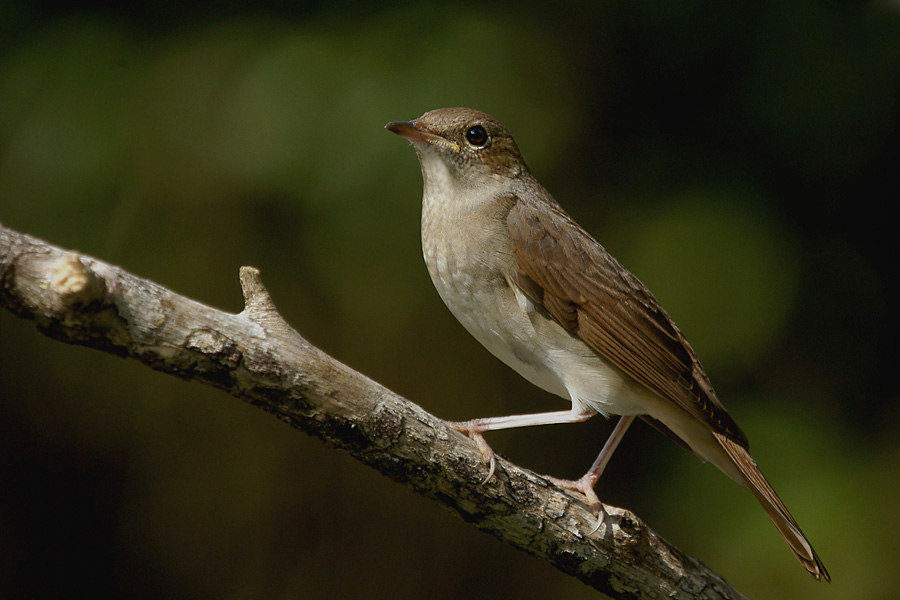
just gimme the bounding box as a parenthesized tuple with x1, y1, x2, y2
(505, 192, 748, 447)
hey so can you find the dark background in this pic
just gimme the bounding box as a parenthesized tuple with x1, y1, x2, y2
(1, 1, 898, 598)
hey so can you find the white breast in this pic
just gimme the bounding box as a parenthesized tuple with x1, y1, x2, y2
(417, 150, 641, 417)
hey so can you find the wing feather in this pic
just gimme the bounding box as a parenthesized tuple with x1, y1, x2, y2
(506, 193, 747, 446)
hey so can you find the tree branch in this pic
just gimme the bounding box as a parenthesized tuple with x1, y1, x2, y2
(0, 223, 746, 600)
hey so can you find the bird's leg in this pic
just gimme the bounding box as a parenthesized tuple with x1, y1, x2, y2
(546, 415, 636, 532)
(445, 409, 595, 483)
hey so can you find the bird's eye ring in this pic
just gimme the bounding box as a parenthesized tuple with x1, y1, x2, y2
(465, 125, 488, 147)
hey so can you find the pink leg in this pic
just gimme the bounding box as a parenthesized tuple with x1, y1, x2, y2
(548, 415, 636, 531)
(446, 409, 595, 482)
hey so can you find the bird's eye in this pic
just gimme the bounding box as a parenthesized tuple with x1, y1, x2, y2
(465, 125, 488, 147)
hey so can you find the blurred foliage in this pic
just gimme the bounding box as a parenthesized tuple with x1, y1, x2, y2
(1, 1, 899, 599)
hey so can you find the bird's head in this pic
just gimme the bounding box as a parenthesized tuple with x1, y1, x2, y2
(386, 108, 529, 188)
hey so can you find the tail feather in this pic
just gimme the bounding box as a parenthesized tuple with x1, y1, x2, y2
(713, 431, 830, 582)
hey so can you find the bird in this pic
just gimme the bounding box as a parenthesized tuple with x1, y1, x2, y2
(385, 107, 829, 581)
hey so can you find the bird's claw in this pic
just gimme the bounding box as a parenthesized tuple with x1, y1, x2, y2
(587, 503, 607, 534)
(547, 474, 606, 534)
(481, 454, 496, 484)
(469, 431, 497, 482)
(445, 421, 497, 483)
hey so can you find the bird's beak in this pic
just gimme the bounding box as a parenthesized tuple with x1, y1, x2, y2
(385, 120, 458, 152)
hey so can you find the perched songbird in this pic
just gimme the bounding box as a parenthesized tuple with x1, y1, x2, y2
(386, 107, 829, 581)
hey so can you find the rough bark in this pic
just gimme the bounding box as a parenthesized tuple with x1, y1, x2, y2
(0, 222, 747, 600)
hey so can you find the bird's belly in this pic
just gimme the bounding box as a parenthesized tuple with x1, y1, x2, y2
(450, 290, 571, 400)
(428, 259, 644, 417)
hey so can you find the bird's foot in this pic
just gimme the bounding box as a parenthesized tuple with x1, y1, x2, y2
(444, 420, 497, 483)
(546, 474, 607, 533)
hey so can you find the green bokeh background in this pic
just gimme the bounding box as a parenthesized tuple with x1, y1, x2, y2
(1, 2, 898, 598)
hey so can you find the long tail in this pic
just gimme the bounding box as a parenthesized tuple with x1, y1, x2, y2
(713, 431, 830, 582)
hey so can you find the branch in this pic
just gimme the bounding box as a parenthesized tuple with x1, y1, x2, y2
(0, 223, 746, 600)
